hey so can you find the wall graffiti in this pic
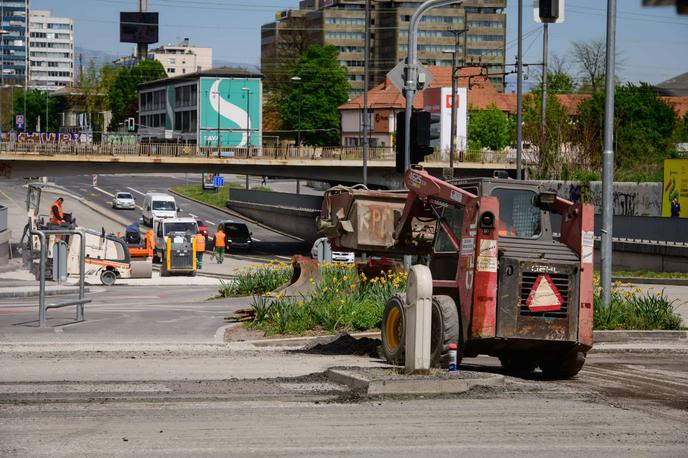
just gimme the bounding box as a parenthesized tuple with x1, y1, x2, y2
(541, 181, 662, 217)
(9, 132, 94, 144)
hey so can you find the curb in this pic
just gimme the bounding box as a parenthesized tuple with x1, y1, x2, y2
(593, 330, 687, 343)
(611, 276, 688, 286)
(167, 188, 304, 242)
(0, 286, 90, 299)
(326, 368, 505, 396)
(230, 331, 381, 347)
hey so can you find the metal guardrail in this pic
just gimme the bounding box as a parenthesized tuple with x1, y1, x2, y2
(0, 141, 512, 164)
(0, 205, 7, 232)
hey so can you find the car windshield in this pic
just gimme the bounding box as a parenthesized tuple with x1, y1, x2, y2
(491, 188, 541, 238)
(164, 222, 197, 235)
(117, 193, 133, 199)
(153, 200, 176, 211)
(225, 224, 249, 237)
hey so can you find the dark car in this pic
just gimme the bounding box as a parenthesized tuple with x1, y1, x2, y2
(217, 220, 253, 251)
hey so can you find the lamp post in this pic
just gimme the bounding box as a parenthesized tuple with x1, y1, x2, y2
(290, 76, 302, 154)
(0, 27, 9, 136)
(242, 87, 252, 157)
(442, 28, 467, 174)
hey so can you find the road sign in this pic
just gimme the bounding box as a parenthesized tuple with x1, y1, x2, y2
(526, 274, 564, 312)
(213, 176, 225, 188)
(386, 60, 433, 94)
(15, 114, 24, 129)
(92, 175, 98, 187)
(534, 0, 565, 24)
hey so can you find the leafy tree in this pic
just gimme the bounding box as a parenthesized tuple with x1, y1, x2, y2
(280, 45, 350, 146)
(577, 82, 677, 180)
(78, 60, 117, 134)
(467, 105, 513, 150)
(533, 55, 576, 95)
(108, 59, 166, 130)
(13, 90, 62, 131)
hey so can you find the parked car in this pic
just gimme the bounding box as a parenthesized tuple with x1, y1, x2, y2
(311, 237, 355, 263)
(112, 191, 136, 210)
(217, 220, 253, 251)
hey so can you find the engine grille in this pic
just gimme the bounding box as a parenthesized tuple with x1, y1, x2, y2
(171, 253, 193, 269)
(519, 272, 570, 319)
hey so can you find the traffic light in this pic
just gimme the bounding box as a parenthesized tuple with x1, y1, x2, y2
(395, 110, 435, 173)
(538, 0, 560, 23)
(127, 117, 136, 132)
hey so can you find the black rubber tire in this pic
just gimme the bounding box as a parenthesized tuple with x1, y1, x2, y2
(499, 355, 538, 375)
(430, 295, 460, 368)
(381, 294, 406, 365)
(100, 269, 116, 286)
(539, 349, 586, 379)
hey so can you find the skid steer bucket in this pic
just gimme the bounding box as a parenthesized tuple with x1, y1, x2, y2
(272, 255, 322, 297)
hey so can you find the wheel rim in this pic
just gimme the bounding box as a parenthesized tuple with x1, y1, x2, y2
(385, 306, 402, 352)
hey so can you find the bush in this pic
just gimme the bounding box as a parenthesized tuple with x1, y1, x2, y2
(247, 263, 407, 336)
(217, 262, 292, 297)
(593, 280, 683, 330)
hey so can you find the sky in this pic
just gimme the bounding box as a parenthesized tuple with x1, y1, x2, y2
(32, 0, 688, 86)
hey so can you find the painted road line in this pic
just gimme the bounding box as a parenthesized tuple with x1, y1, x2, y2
(127, 186, 146, 196)
(0, 188, 14, 202)
(189, 213, 197, 219)
(206, 221, 216, 226)
(93, 186, 115, 198)
(251, 237, 262, 242)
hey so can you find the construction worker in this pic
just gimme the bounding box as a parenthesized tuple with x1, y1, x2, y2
(194, 230, 206, 269)
(214, 228, 226, 264)
(50, 197, 65, 225)
(144, 229, 155, 257)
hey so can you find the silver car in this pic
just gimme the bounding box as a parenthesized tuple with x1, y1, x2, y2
(112, 191, 136, 210)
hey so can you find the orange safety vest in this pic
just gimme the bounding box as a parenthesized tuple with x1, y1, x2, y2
(214, 230, 226, 248)
(145, 230, 155, 250)
(50, 200, 64, 224)
(195, 233, 206, 252)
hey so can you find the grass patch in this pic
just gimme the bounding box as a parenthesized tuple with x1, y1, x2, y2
(217, 261, 292, 297)
(170, 183, 241, 209)
(251, 186, 272, 192)
(611, 270, 688, 280)
(238, 263, 406, 336)
(594, 281, 683, 330)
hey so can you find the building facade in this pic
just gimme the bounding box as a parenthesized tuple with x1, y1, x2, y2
(28, 10, 74, 90)
(261, 0, 506, 96)
(149, 38, 213, 77)
(0, 0, 29, 86)
(138, 68, 262, 149)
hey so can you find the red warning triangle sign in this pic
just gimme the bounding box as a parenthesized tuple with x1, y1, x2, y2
(526, 274, 564, 312)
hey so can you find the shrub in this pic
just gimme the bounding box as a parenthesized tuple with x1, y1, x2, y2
(218, 262, 292, 297)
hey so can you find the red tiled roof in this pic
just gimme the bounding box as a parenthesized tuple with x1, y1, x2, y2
(663, 96, 688, 118)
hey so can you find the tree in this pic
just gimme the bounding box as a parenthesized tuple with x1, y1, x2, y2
(13, 90, 61, 131)
(577, 82, 678, 180)
(280, 45, 350, 146)
(534, 55, 576, 95)
(467, 105, 513, 150)
(571, 38, 623, 93)
(108, 59, 166, 130)
(78, 60, 117, 134)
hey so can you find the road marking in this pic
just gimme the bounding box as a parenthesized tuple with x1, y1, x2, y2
(0, 189, 14, 202)
(127, 186, 146, 196)
(206, 221, 216, 225)
(93, 186, 115, 197)
(251, 237, 262, 242)
(189, 213, 197, 219)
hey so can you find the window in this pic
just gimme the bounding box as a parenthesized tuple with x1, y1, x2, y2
(491, 188, 541, 239)
(433, 205, 464, 253)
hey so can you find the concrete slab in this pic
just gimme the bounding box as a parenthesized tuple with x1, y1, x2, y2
(0, 285, 88, 298)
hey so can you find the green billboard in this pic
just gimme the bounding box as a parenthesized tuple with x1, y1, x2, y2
(199, 77, 261, 148)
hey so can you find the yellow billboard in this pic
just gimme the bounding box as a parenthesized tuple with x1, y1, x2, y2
(663, 159, 688, 217)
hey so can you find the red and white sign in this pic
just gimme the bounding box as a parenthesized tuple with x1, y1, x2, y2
(526, 274, 564, 312)
(423, 87, 468, 159)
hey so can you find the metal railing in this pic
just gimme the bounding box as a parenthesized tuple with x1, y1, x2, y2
(0, 141, 515, 164)
(0, 204, 7, 232)
(30, 228, 90, 328)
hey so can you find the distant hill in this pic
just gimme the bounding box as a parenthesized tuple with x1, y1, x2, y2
(214, 60, 261, 73)
(75, 47, 120, 69)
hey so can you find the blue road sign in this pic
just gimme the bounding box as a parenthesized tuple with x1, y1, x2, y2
(213, 176, 225, 188)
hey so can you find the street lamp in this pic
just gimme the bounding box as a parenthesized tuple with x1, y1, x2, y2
(290, 76, 302, 153)
(442, 28, 467, 173)
(0, 27, 10, 137)
(241, 87, 252, 157)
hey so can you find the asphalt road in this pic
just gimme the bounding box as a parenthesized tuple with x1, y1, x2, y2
(0, 350, 685, 456)
(52, 173, 311, 260)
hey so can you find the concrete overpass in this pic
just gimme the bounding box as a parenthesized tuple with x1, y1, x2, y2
(0, 144, 516, 188)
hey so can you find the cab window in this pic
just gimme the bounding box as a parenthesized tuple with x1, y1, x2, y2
(491, 188, 541, 238)
(433, 205, 464, 253)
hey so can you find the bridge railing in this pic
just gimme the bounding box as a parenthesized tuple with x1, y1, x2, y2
(0, 141, 513, 164)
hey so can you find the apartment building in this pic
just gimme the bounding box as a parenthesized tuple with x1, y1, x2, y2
(261, 0, 506, 95)
(28, 10, 74, 90)
(149, 38, 213, 77)
(0, 0, 29, 86)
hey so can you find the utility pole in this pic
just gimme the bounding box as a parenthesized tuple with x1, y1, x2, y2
(444, 28, 467, 175)
(516, 0, 524, 180)
(601, 0, 617, 307)
(541, 23, 548, 135)
(362, 0, 370, 187)
(136, 0, 148, 61)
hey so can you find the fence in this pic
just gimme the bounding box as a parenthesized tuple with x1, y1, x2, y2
(0, 205, 7, 232)
(0, 141, 515, 164)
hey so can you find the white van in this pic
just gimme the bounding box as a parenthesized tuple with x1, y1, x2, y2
(153, 217, 198, 262)
(142, 193, 178, 226)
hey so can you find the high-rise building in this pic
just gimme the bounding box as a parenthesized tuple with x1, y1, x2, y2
(149, 38, 213, 77)
(0, 0, 29, 87)
(261, 0, 506, 96)
(28, 10, 74, 91)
